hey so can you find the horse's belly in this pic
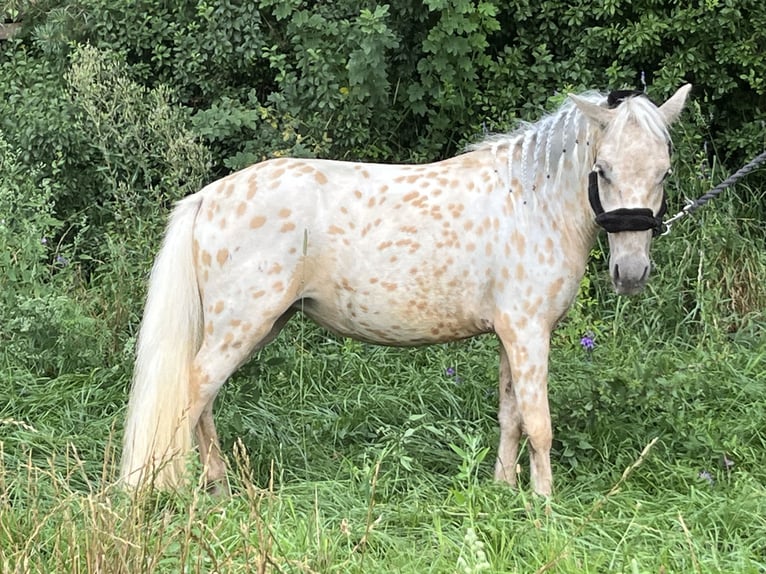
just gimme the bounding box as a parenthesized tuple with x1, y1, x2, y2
(298, 282, 491, 346)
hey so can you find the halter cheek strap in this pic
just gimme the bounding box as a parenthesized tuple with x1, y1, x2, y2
(588, 171, 667, 236)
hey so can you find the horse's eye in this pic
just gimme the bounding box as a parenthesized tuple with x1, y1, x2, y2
(661, 168, 672, 182)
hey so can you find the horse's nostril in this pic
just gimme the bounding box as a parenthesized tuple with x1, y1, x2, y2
(613, 264, 620, 281)
(640, 265, 649, 282)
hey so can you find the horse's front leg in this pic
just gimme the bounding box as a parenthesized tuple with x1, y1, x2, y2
(495, 321, 553, 496)
(494, 343, 522, 486)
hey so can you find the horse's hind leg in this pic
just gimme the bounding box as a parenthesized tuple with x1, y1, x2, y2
(194, 403, 227, 494)
(494, 343, 523, 486)
(189, 308, 296, 492)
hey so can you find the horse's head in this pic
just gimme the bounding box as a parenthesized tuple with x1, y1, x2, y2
(571, 84, 691, 295)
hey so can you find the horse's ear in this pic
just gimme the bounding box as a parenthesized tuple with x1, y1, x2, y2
(658, 84, 692, 125)
(569, 94, 615, 127)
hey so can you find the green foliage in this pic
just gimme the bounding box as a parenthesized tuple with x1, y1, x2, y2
(0, 136, 103, 377)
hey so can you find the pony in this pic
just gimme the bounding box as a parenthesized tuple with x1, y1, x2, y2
(121, 85, 691, 496)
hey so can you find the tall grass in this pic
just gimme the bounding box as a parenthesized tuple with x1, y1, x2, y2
(2, 313, 764, 572)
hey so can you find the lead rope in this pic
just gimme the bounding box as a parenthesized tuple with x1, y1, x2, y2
(662, 149, 766, 235)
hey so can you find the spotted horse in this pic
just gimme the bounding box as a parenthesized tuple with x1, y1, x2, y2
(121, 85, 692, 496)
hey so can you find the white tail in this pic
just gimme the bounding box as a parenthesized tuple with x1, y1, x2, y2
(120, 194, 204, 488)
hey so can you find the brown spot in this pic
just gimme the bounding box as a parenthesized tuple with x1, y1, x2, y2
(382, 282, 397, 291)
(205, 323, 214, 335)
(272, 281, 285, 292)
(278, 208, 292, 218)
(406, 175, 419, 184)
(270, 168, 286, 180)
(236, 203, 247, 217)
(367, 197, 376, 208)
(230, 319, 242, 327)
(328, 225, 346, 235)
(403, 191, 419, 202)
(378, 240, 393, 250)
(214, 300, 225, 314)
(218, 217, 227, 230)
(389, 255, 398, 263)
(268, 263, 283, 275)
(315, 172, 328, 185)
(510, 230, 526, 252)
(485, 243, 493, 256)
(379, 185, 389, 194)
(281, 222, 296, 233)
(250, 215, 267, 229)
(464, 220, 474, 231)
(216, 248, 229, 266)
(515, 264, 526, 281)
(400, 225, 418, 234)
(242, 322, 252, 332)
(354, 190, 363, 199)
(547, 277, 564, 299)
(247, 184, 258, 199)
(369, 277, 379, 284)
(221, 331, 235, 351)
(252, 290, 265, 299)
(466, 242, 476, 252)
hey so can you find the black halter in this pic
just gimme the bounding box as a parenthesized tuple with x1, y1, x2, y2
(588, 90, 667, 237)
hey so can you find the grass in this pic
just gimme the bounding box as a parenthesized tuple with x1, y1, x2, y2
(1, 314, 765, 573)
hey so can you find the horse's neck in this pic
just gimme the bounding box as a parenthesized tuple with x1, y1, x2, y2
(495, 128, 599, 258)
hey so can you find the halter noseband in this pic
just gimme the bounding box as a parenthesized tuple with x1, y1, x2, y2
(588, 90, 667, 237)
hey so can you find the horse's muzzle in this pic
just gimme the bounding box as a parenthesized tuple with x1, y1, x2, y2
(610, 256, 651, 295)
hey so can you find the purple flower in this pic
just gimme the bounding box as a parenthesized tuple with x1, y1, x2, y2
(580, 333, 595, 351)
(55, 254, 68, 266)
(41, 237, 48, 244)
(445, 367, 456, 377)
(698, 470, 715, 486)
